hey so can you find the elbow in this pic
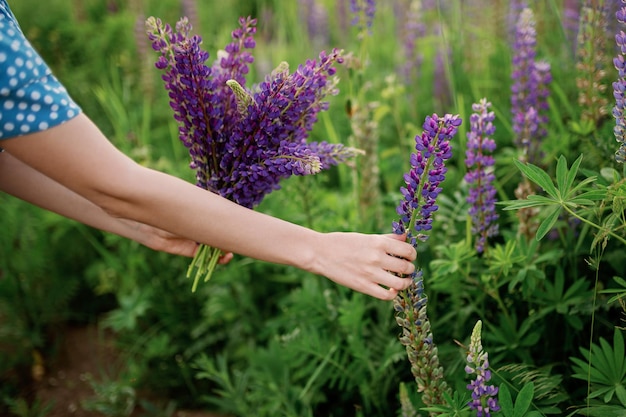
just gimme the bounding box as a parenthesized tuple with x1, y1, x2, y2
(85, 163, 149, 220)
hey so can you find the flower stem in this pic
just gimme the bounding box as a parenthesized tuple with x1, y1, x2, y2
(562, 205, 626, 246)
(187, 244, 222, 292)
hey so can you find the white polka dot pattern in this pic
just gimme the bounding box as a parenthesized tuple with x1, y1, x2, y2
(0, 0, 81, 140)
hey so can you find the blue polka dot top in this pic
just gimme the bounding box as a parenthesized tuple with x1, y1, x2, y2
(0, 0, 81, 140)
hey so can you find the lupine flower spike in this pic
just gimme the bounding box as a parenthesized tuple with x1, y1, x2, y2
(393, 114, 461, 410)
(577, 2, 609, 127)
(349, 0, 376, 39)
(511, 8, 551, 165)
(612, 1, 626, 163)
(465, 320, 500, 417)
(465, 99, 499, 253)
(146, 16, 360, 290)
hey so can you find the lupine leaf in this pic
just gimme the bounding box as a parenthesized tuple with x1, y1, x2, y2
(514, 159, 559, 199)
(500, 195, 556, 210)
(564, 154, 584, 194)
(569, 176, 599, 196)
(556, 154, 569, 196)
(577, 189, 606, 200)
(514, 382, 534, 417)
(536, 205, 562, 241)
(612, 329, 625, 379)
(616, 384, 626, 407)
(498, 384, 514, 417)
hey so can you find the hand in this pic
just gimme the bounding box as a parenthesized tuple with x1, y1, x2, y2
(125, 219, 234, 263)
(309, 232, 416, 300)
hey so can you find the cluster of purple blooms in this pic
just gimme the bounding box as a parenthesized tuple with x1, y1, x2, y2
(297, 0, 330, 48)
(396, 0, 426, 83)
(465, 99, 499, 253)
(613, 2, 626, 163)
(465, 320, 500, 417)
(349, 0, 376, 37)
(511, 8, 552, 164)
(392, 114, 460, 247)
(392, 114, 461, 407)
(146, 16, 358, 209)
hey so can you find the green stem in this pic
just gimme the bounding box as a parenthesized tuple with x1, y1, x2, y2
(562, 205, 626, 246)
(187, 244, 222, 292)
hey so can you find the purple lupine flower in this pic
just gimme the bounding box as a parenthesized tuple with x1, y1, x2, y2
(349, 0, 376, 39)
(612, 2, 626, 163)
(298, 0, 330, 48)
(511, 8, 550, 164)
(533, 60, 552, 142)
(147, 17, 357, 208)
(465, 99, 499, 253)
(508, 0, 528, 41)
(397, 0, 426, 83)
(562, 0, 580, 53)
(432, 24, 452, 111)
(465, 320, 500, 417)
(393, 114, 460, 407)
(180, 0, 199, 32)
(393, 114, 460, 246)
(146, 16, 359, 288)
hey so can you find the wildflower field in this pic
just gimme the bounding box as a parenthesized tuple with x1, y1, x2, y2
(1, 0, 625, 416)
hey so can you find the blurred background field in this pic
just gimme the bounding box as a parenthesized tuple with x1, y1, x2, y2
(1, 0, 625, 416)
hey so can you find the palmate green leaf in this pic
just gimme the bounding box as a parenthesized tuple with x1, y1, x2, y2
(556, 154, 569, 196)
(563, 154, 584, 196)
(569, 176, 600, 196)
(500, 194, 558, 210)
(575, 189, 607, 201)
(515, 383, 535, 417)
(570, 329, 626, 405)
(514, 159, 559, 199)
(536, 205, 562, 241)
(571, 355, 614, 384)
(498, 384, 515, 417)
(616, 385, 626, 408)
(600, 276, 626, 304)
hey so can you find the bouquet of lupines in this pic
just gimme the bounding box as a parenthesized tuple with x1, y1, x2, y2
(146, 16, 359, 291)
(392, 114, 461, 409)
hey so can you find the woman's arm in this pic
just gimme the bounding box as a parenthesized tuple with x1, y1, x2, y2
(0, 149, 204, 257)
(2, 114, 416, 299)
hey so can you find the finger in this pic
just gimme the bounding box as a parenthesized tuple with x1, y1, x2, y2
(377, 270, 414, 291)
(361, 282, 400, 301)
(382, 254, 415, 277)
(218, 252, 234, 264)
(383, 233, 416, 261)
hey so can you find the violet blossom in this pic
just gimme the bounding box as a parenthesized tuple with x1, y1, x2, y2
(392, 113, 460, 246)
(146, 16, 359, 288)
(511, 8, 551, 164)
(349, 0, 376, 38)
(612, 1, 626, 163)
(397, 0, 426, 84)
(465, 99, 499, 253)
(392, 113, 461, 408)
(297, 0, 330, 48)
(465, 320, 500, 417)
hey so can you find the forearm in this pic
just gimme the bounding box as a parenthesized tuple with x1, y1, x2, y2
(2, 115, 417, 299)
(0, 150, 155, 246)
(118, 167, 320, 270)
(1, 115, 318, 271)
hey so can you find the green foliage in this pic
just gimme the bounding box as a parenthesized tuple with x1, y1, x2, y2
(3, 0, 626, 416)
(498, 383, 543, 417)
(570, 329, 626, 409)
(82, 375, 136, 417)
(2, 397, 53, 417)
(500, 155, 607, 241)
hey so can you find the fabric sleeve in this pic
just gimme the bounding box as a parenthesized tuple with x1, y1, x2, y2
(0, 0, 81, 140)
